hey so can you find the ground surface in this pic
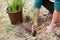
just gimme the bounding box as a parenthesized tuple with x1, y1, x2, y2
(0, 0, 60, 40)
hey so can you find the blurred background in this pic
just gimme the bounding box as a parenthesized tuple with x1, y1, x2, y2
(1, 0, 60, 40)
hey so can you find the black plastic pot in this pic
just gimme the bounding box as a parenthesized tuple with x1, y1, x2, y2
(7, 10, 23, 24)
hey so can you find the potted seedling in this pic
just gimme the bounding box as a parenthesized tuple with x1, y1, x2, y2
(6, 0, 24, 24)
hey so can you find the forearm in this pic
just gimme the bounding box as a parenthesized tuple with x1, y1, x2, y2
(33, 0, 42, 24)
(50, 0, 60, 26)
(50, 10, 60, 26)
(34, 8, 40, 24)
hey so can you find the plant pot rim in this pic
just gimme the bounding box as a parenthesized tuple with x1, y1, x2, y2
(7, 7, 22, 13)
(7, 10, 22, 13)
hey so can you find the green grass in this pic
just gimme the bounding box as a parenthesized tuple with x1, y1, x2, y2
(6, 0, 25, 12)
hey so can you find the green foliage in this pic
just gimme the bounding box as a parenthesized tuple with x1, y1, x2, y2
(6, 0, 25, 12)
